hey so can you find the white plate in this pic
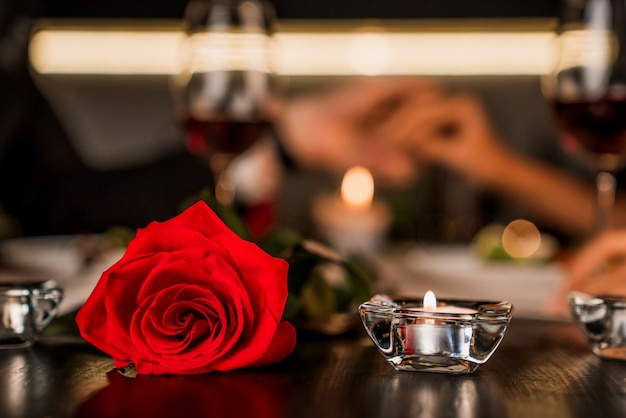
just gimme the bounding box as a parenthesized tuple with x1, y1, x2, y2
(378, 245, 567, 320)
(0, 235, 124, 315)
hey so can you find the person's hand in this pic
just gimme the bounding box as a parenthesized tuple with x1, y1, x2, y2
(564, 229, 626, 297)
(549, 229, 626, 317)
(374, 91, 514, 185)
(276, 77, 440, 187)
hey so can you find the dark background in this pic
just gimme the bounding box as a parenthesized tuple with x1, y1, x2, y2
(0, 0, 581, 241)
(35, 0, 560, 20)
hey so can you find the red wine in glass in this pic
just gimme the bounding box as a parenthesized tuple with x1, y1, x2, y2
(183, 117, 273, 160)
(549, 97, 626, 230)
(182, 116, 273, 204)
(178, 68, 277, 205)
(550, 98, 626, 160)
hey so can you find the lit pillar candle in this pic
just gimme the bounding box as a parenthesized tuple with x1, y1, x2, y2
(312, 166, 391, 256)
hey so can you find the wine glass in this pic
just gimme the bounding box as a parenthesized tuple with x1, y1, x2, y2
(543, 0, 626, 230)
(172, 0, 279, 206)
(543, 0, 626, 231)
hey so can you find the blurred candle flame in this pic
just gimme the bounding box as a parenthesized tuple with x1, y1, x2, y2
(423, 290, 437, 312)
(340, 166, 374, 211)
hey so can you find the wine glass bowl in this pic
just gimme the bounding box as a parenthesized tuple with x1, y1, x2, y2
(543, 0, 626, 229)
(173, 0, 279, 205)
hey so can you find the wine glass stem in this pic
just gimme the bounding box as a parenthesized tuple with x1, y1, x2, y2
(596, 170, 616, 231)
(214, 169, 235, 207)
(211, 155, 235, 207)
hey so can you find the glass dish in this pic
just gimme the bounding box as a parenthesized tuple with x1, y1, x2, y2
(569, 291, 626, 360)
(359, 294, 512, 374)
(0, 280, 63, 348)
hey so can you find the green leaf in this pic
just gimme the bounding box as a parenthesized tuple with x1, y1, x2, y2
(282, 293, 302, 321)
(299, 271, 336, 322)
(344, 269, 372, 306)
(285, 246, 324, 294)
(332, 285, 353, 312)
(345, 255, 378, 286)
(214, 205, 251, 241)
(258, 228, 302, 257)
(104, 225, 136, 248)
(342, 257, 377, 306)
(44, 310, 80, 336)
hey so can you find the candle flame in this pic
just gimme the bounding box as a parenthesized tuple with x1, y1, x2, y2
(340, 166, 374, 210)
(423, 290, 437, 312)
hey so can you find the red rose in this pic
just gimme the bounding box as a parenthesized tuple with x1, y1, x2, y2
(76, 201, 296, 375)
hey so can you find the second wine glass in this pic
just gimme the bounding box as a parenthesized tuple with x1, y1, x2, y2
(173, 0, 279, 206)
(543, 0, 626, 231)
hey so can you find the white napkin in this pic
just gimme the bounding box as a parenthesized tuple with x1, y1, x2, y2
(377, 245, 567, 321)
(0, 236, 123, 315)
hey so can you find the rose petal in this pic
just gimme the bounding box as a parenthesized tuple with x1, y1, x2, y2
(210, 258, 290, 371)
(247, 321, 297, 368)
(137, 256, 251, 345)
(77, 254, 164, 365)
(131, 287, 240, 365)
(125, 202, 239, 259)
(101, 255, 166, 359)
(137, 249, 246, 303)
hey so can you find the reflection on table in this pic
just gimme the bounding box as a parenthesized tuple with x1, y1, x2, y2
(2, 319, 626, 418)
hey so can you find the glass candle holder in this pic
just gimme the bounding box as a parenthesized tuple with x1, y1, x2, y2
(0, 280, 63, 348)
(359, 294, 512, 374)
(569, 291, 626, 360)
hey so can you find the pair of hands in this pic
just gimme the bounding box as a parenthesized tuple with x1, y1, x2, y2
(277, 77, 509, 187)
(277, 77, 626, 301)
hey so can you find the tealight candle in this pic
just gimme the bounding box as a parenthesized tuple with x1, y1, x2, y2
(359, 293, 512, 374)
(406, 291, 476, 356)
(312, 166, 391, 255)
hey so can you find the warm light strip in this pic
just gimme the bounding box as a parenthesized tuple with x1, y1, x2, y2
(30, 30, 187, 75)
(30, 28, 555, 76)
(280, 32, 554, 76)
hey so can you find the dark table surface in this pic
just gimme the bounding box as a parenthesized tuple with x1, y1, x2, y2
(1, 318, 625, 418)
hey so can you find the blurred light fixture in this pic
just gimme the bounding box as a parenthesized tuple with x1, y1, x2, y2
(29, 20, 555, 76)
(279, 31, 553, 76)
(30, 29, 186, 75)
(348, 32, 393, 75)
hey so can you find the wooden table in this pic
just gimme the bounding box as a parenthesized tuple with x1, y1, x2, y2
(1, 318, 625, 418)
